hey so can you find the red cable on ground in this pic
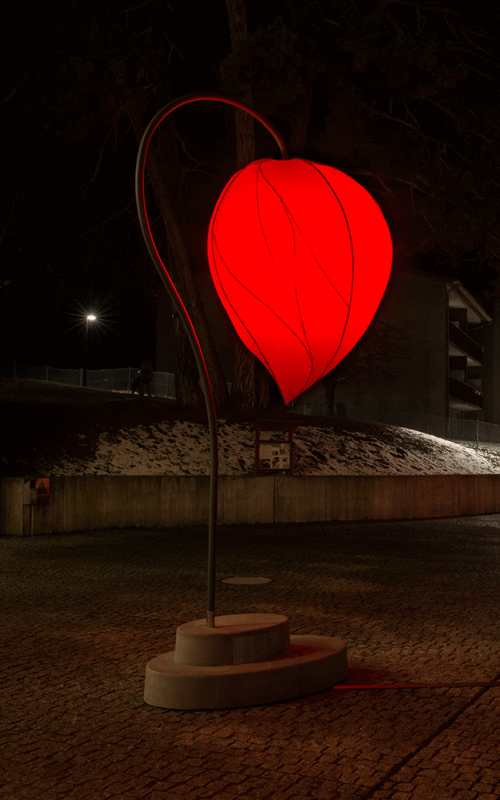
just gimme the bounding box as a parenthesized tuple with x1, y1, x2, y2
(334, 681, 500, 689)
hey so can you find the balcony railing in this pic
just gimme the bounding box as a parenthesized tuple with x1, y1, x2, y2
(448, 322, 483, 364)
(449, 376, 483, 409)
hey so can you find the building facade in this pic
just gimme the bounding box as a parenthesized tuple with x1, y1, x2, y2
(294, 268, 495, 425)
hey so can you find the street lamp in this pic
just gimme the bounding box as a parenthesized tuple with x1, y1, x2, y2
(83, 314, 96, 387)
(135, 95, 287, 628)
(135, 94, 391, 709)
(136, 94, 392, 626)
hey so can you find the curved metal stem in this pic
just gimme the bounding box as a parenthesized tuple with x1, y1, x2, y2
(135, 93, 287, 628)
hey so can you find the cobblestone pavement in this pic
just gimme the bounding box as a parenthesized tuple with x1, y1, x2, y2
(1, 515, 500, 799)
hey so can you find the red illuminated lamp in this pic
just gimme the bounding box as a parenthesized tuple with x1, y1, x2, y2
(136, 94, 392, 631)
(208, 158, 393, 404)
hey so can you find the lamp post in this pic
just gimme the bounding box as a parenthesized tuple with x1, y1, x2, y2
(83, 314, 96, 388)
(136, 94, 381, 709)
(135, 94, 287, 628)
(136, 94, 392, 628)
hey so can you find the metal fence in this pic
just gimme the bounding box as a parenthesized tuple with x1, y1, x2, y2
(4, 363, 500, 448)
(0, 364, 176, 399)
(292, 398, 500, 450)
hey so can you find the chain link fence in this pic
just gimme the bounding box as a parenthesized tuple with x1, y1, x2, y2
(0, 364, 176, 399)
(4, 364, 500, 448)
(292, 398, 500, 450)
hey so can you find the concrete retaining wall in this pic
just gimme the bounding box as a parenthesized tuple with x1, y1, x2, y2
(1, 478, 24, 536)
(275, 474, 500, 523)
(2, 474, 500, 536)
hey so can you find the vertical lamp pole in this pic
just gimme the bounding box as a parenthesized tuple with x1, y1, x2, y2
(83, 314, 96, 388)
(135, 94, 287, 628)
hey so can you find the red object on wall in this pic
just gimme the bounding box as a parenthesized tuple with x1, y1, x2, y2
(208, 158, 393, 404)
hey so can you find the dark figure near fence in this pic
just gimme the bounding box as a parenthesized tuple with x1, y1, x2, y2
(131, 358, 154, 397)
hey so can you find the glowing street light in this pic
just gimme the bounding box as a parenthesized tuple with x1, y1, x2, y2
(83, 314, 96, 387)
(208, 158, 392, 404)
(135, 94, 390, 709)
(136, 95, 287, 628)
(136, 94, 392, 626)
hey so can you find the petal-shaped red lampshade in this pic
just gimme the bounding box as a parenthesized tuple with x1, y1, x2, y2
(208, 158, 392, 404)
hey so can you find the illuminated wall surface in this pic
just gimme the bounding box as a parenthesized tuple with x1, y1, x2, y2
(208, 158, 393, 404)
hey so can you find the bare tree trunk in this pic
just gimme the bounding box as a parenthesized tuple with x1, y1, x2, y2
(288, 90, 312, 157)
(226, 0, 271, 409)
(255, 359, 271, 408)
(173, 313, 205, 408)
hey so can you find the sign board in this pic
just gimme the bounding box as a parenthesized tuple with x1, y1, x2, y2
(23, 481, 38, 505)
(254, 420, 298, 475)
(258, 442, 290, 471)
(36, 478, 50, 497)
(23, 479, 50, 505)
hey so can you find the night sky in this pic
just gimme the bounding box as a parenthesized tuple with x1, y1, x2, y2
(1, 0, 234, 371)
(2, 1, 500, 374)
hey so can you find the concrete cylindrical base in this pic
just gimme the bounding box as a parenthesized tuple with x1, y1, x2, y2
(174, 613, 290, 666)
(144, 613, 348, 710)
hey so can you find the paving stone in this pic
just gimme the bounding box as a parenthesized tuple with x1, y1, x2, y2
(2, 516, 500, 799)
